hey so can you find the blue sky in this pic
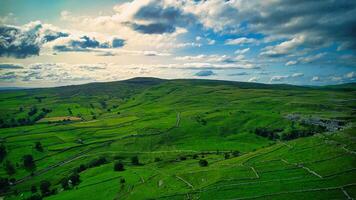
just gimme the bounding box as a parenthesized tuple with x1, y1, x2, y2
(0, 0, 355, 87)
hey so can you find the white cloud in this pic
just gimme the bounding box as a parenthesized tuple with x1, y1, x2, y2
(311, 76, 320, 81)
(248, 76, 259, 82)
(285, 60, 297, 66)
(291, 73, 304, 78)
(234, 48, 250, 54)
(225, 37, 257, 45)
(345, 71, 355, 79)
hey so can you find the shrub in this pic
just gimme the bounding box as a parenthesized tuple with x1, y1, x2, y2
(232, 150, 240, 157)
(61, 177, 69, 190)
(28, 107, 38, 116)
(154, 157, 161, 162)
(114, 162, 124, 171)
(35, 142, 43, 152)
(69, 173, 80, 186)
(131, 156, 139, 165)
(4, 160, 16, 175)
(23, 154, 35, 171)
(120, 178, 126, 184)
(31, 185, 37, 193)
(199, 159, 208, 167)
(224, 153, 230, 159)
(40, 180, 51, 196)
(88, 157, 107, 168)
(179, 156, 187, 161)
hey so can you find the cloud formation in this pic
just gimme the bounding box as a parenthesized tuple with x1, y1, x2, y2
(195, 70, 215, 77)
(0, 63, 23, 69)
(122, 0, 196, 34)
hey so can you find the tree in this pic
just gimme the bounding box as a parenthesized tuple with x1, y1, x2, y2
(131, 156, 139, 165)
(28, 107, 38, 116)
(31, 185, 37, 193)
(199, 159, 208, 167)
(23, 154, 35, 171)
(4, 160, 16, 175)
(114, 162, 124, 171)
(0, 177, 10, 193)
(40, 180, 51, 196)
(61, 177, 69, 190)
(224, 153, 230, 159)
(69, 173, 80, 186)
(0, 144, 7, 163)
(35, 142, 43, 152)
(232, 150, 240, 157)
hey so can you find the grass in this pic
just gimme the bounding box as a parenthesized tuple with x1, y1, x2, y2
(0, 77, 355, 199)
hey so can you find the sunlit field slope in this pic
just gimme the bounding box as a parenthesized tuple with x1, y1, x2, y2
(0, 78, 355, 200)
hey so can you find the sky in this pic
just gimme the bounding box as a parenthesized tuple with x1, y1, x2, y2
(0, 0, 355, 87)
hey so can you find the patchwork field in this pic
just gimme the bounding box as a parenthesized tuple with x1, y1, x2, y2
(0, 78, 355, 199)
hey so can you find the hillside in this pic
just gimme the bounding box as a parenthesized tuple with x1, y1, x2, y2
(0, 78, 355, 200)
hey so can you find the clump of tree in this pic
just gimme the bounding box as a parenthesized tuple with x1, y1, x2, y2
(232, 150, 240, 157)
(61, 173, 80, 190)
(87, 157, 107, 168)
(100, 101, 107, 109)
(28, 107, 38, 116)
(40, 180, 54, 197)
(199, 159, 208, 167)
(254, 128, 281, 140)
(23, 154, 36, 171)
(35, 142, 43, 152)
(67, 108, 73, 115)
(179, 156, 187, 161)
(154, 157, 161, 162)
(131, 156, 139, 165)
(224, 153, 230, 159)
(114, 161, 125, 171)
(4, 160, 16, 175)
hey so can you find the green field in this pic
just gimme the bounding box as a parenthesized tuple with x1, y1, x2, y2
(0, 77, 355, 200)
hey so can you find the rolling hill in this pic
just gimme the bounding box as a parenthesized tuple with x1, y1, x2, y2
(0, 78, 355, 200)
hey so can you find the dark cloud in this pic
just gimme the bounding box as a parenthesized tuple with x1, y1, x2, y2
(53, 36, 125, 52)
(0, 72, 17, 80)
(0, 25, 41, 58)
(0, 63, 23, 69)
(195, 70, 215, 77)
(228, 72, 249, 76)
(43, 32, 69, 42)
(193, 0, 356, 52)
(128, 1, 196, 34)
(0, 22, 68, 58)
(130, 23, 175, 34)
(112, 38, 125, 48)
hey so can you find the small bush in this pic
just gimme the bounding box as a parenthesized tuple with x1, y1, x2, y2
(199, 159, 208, 167)
(40, 180, 51, 196)
(35, 142, 43, 152)
(114, 162, 124, 171)
(131, 156, 139, 165)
